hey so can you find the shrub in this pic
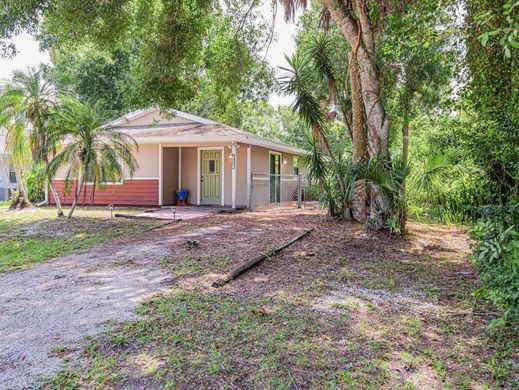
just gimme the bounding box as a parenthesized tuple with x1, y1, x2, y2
(26, 164, 46, 204)
(468, 203, 519, 320)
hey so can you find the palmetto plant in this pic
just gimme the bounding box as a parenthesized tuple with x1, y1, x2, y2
(303, 131, 328, 184)
(47, 98, 138, 218)
(304, 136, 411, 231)
(363, 155, 410, 233)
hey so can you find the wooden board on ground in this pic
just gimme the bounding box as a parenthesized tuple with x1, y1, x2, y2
(212, 228, 314, 288)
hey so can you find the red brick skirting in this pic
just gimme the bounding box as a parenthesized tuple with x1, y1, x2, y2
(49, 179, 159, 206)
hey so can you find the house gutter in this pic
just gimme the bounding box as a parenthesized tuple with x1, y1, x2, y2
(131, 136, 306, 156)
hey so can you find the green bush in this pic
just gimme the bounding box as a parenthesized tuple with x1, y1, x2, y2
(468, 203, 519, 320)
(26, 164, 46, 204)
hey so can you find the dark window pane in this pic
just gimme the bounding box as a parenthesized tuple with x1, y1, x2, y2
(209, 160, 215, 174)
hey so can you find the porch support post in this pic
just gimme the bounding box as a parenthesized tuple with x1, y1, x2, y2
(178, 147, 182, 191)
(158, 143, 163, 206)
(247, 145, 251, 209)
(231, 142, 238, 209)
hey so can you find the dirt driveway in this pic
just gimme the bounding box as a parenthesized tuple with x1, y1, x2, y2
(0, 209, 313, 389)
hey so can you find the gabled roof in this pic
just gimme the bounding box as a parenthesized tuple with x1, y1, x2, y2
(107, 107, 217, 127)
(108, 107, 305, 156)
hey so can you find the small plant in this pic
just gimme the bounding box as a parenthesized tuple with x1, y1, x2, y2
(385, 214, 401, 234)
(468, 203, 519, 321)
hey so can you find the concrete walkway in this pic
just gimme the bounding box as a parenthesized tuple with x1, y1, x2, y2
(135, 206, 217, 220)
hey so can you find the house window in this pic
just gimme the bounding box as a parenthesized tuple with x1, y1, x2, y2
(208, 160, 216, 174)
(293, 156, 299, 175)
(9, 164, 16, 184)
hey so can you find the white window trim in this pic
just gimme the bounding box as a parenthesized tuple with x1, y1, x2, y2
(84, 181, 124, 186)
(269, 151, 282, 203)
(197, 146, 225, 206)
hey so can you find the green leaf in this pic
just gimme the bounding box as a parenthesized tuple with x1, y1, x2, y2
(480, 33, 489, 46)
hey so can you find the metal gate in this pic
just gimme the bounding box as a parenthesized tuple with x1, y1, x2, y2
(249, 173, 318, 210)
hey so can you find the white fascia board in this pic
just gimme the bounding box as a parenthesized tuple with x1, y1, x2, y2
(104, 107, 157, 127)
(107, 107, 217, 128)
(133, 135, 247, 145)
(170, 109, 217, 124)
(245, 137, 305, 156)
(133, 135, 305, 155)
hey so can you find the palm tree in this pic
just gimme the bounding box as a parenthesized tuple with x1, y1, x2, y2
(0, 68, 65, 215)
(279, 53, 349, 214)
(47, 98, 138, 218)
(0, 119, 32, 209)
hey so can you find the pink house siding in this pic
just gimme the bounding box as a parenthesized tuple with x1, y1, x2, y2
(49, 179, 159, 206)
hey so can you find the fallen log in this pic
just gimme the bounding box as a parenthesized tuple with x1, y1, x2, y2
(142, 220, 181, 233)
(212, 227, 314, 288)
(114, 213, 181, 221)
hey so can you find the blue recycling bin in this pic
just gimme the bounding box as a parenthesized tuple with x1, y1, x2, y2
(176, 189, 188, 205)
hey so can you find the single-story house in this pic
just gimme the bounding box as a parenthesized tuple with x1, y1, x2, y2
(0, 129, 17, 201)
(50, 107, 305, 209)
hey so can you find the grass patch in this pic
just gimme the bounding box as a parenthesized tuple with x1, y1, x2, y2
(38, 213, 518, 389)
(0, 204, 164, 272)
(160, 256, 234, 276)
(45, 290, 387, 389)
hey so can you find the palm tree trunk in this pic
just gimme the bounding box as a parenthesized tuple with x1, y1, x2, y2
(48, 180, 64, 217)
(10, 168, 32, 210)
(350, 53, 368, 223)
(42, 152, 64, 216)
(68, 173, 85, 218)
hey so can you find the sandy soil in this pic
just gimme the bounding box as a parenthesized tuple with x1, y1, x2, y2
(0, 215, 236, 389)
(3, 207, 511, 389)
(0, 208, 315, 389)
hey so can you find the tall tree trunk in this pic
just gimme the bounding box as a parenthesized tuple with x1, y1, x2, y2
(322, 0, 391, 229)
(322, 0, 389, 157)
(402, 108, 409, 168)
(68, 174, 85, 218)
(400, 104, 410, 231)
(350, 52, 368, 223)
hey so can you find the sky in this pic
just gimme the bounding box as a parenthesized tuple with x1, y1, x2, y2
(0, 5, 299, 107)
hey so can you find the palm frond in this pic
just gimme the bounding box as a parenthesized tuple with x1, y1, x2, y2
(279, 0, 307, 22)
(47, 97, 139, 204)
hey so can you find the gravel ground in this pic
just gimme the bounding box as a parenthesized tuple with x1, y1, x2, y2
(0, 221, 227, 389)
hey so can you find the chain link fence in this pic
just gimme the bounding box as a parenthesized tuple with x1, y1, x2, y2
(249, 173, 319, 210)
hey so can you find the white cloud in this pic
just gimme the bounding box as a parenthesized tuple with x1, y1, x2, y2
(0, 33, 50, 81)
(259, 4, 299, 107)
